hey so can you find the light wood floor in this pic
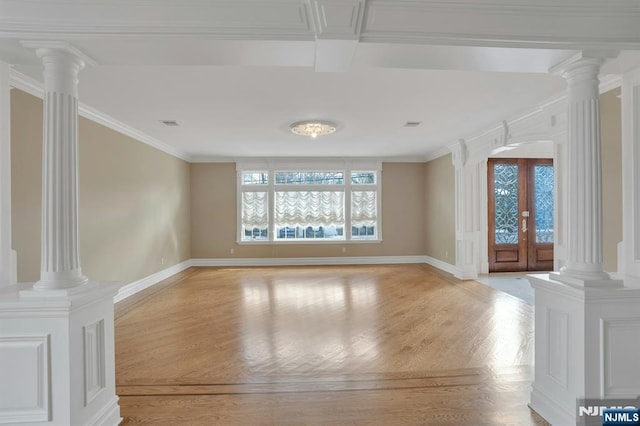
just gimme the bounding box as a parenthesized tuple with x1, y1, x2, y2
(115, 264, 548, 425)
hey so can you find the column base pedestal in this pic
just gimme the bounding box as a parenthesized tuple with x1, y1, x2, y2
(20, 280, 101, 298)
(0, 281, 121, 425)
(549, 271, 623, 288)
(527, 273, 640, 426)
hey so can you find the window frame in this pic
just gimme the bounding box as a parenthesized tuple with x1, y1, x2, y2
(237, 160, 382, 244)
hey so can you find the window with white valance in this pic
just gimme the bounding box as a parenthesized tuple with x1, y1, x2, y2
(237, 162, 381, 243)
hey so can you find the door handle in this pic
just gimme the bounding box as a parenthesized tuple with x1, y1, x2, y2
(522, 218, 528, 233)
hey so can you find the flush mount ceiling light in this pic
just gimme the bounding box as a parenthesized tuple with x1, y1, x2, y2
(290, 120, 337, 138)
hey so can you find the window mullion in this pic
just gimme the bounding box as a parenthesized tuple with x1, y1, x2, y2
(268, 170, 275, 242)
(236, 168, 242, 242)
(345, 168, 352, 241)
(275, 184, 344, 192)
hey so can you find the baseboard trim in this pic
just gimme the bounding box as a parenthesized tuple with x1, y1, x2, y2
(191, 256, 428, 267)
(453, 266, 479, 281)
(86, 395, 121, 426)
(114, 260, 192, 303)
(529, 384, 574, 426)
(423, 256, 457, 276)
(113, 255, 462, 304)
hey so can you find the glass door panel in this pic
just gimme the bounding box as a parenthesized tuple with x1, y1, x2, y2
(494, 163, 520, 245)
(533, 165, 554, 244)
(528, 160, 554, 270)
(488, 158, 554, 272)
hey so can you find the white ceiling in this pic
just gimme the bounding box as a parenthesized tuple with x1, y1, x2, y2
(1, 0, 639, 161)
(73, 64, 567, 158)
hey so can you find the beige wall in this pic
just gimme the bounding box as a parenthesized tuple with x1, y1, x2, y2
(11, 89, 191, 284)
(601, 87, 622, 272)
(13, 87, 617, 279)
(191, 162, 426, 258)
(424, 154, 456, 265)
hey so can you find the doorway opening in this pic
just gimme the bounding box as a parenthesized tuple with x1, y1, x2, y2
(488, 158, 554, 272)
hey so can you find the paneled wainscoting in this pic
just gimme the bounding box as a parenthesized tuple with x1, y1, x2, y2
(114, 264, 548, 425)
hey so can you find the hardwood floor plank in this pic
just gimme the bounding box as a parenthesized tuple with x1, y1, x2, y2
(115, 264, 545, 424)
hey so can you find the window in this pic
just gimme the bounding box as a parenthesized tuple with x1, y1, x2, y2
(238, 162, 381, 243)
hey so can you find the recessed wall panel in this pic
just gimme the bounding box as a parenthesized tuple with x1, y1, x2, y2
(0, 335, 49, 423)
(603, 318, 640, 397)
(83, 320, 106, 406)
(547, 309, 568, 388)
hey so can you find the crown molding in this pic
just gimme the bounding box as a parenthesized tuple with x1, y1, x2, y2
(9, 69, 191, 162)
(435, 72, 621, 161)
(424, 146, 450, 162)
(366, 0, 640, 17)
(192, 154, 426, 163)
(362, 0, 640, 50)
(0, 0, 637, 51)
(0, 0, 315, 40)
(79, 104, 191, 162)
(359, 33, 640, 52)
(6, 72, 433, 166)
(599, 74, 623, 94)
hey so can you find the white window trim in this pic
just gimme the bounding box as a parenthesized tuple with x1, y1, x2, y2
(236, 160, 382, 244)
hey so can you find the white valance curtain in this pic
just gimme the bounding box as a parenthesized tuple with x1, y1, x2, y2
(242, 189, 377, 232)
(275, 191, 344, 228)
(351, 191, 377, 226)
(242, 192, 268, 229)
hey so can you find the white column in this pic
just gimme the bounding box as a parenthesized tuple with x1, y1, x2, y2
(528, 53, 640, 426)
(552, 130, 569, 271)
(0, 60, 16, 287)
(619, 66, 640, 278)
(449, 139, 482, 280)
(550, 55, 621, 287)
(0, 42, 121, 425)
(31, 47, 88, 290)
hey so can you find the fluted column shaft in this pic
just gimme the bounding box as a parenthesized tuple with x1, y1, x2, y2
(559, 57, 610, 282)
(34, 49, 88, 290)
(0, 61, 14, 286)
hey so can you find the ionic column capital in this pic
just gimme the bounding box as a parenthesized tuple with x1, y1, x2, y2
(550, 50, 617, 76)
(21, 41, 95, 96)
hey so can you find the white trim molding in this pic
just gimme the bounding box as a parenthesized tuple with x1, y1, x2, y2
(114, 260, 193, 303)
(620, 66, 640, 279)
(529, 274, 640, 425)
(0, 61, 15, 287)
(0, 282, 121, 425)
(423, 255, 458, 276)
(112, 256, 459, 305)
(191, 256, 428, 267)
(0, 335, 50, 424)
(0, 0, 638, 50)
(9, 69, 191, 162)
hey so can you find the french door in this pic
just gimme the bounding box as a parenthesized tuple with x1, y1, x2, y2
(488, 158, 554, 272)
